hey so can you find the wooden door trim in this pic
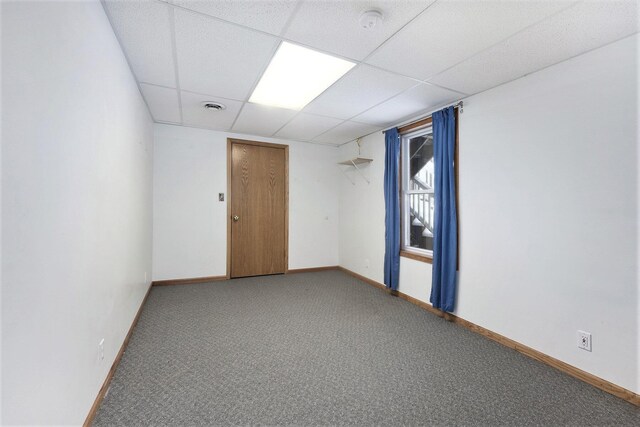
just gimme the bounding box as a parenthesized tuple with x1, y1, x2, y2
(228, 138, 289, 150)
(227, 138, 289, 278)
(284, 147, 289, 274)
(227, 139, 232, 279)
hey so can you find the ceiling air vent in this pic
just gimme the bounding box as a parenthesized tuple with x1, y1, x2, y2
(202, 102, 226, 111)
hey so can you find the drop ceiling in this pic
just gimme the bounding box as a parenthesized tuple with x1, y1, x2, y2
(103, 0, 639, 146)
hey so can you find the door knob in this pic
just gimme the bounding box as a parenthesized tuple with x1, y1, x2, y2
(233, 215, 240, 222)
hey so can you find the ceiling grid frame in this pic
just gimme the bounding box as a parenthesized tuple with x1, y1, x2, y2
(303, 82, 427, 143)
(429, 1, 639, 95)
(267, 63, 364, 140)
(359, 0, 439, 64)
(104, 0, 639, 146)
(277, 0, 305, 37)
(168, 5, 184, 124)
(228, 37, 283, 131)
(153, 0, 462, 88)
(99, 0, 157, 123)
(423, 0, 582, 83)
(140, 0, 474, 140)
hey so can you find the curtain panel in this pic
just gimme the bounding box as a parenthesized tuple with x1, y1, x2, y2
(383, 128, 401, 291)
(430, 107, 458, 312)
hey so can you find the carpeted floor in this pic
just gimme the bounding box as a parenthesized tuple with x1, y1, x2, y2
(94, 271, 640, 426)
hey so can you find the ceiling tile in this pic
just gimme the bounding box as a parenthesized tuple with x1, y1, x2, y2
(429, 1, 640, 95)
(140, 83, 181, 123)
(275, 113, 344, 141)
(354, 83, 462, 126)
(173, 0, 299, 35)
(181, 91, 242, 130)
(366, 0, 577, 80)
(103, 0, 176, 87)
(174, 9, 279, 100)
(303, 65, 418, 120)
(284, 0, 434, 60)
(232, 103, 298, 136)
(313, 121, 381, 145)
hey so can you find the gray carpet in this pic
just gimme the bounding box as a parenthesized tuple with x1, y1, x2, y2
(94, 271, 640, 426)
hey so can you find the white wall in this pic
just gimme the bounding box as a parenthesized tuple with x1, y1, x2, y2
(153, 124, 339, 280)
(338, 135, 385, 281)
(1, 1, 154, 424)
(339, 34, 639, 394)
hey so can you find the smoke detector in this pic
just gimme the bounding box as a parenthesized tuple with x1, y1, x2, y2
(202, 102, 226, 111)
(359, 10, 383, 30)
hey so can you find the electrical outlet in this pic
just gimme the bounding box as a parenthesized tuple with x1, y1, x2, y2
(577, 331, 592, 352)
(99, 338, 105, 360)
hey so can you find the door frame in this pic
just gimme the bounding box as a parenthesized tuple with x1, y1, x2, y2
(226, 138, 289, 279)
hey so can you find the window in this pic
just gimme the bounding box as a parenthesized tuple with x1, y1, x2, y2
(401, 127, 435, 258)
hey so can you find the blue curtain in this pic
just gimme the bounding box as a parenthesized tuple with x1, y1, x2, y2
(430, 107, 458, 312)
(383, 128, 400, 291)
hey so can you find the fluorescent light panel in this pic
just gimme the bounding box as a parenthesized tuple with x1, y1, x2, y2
(249, 42, 355, 110)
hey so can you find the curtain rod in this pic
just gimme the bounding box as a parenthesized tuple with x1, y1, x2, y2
(382, 100, 464, 134)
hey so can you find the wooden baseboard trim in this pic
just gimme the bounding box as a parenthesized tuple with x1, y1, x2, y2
(336, 266, 640, 407)
(450, 314, 640, 406)
(83, 283, 153, 427)
(152, 275, 227, 286)
(287, 266, 339, 274)
(155, 268, 340, 285)
(337, 266, 386, 291)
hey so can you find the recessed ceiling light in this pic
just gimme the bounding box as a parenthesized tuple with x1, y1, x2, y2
(249, 42, 355, 110)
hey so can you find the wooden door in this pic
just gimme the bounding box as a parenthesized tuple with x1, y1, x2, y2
(229, 139, 288, 278)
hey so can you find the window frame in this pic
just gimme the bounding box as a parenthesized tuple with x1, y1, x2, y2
(397, 108, 459, 266)
(400, 126, 435, 262)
